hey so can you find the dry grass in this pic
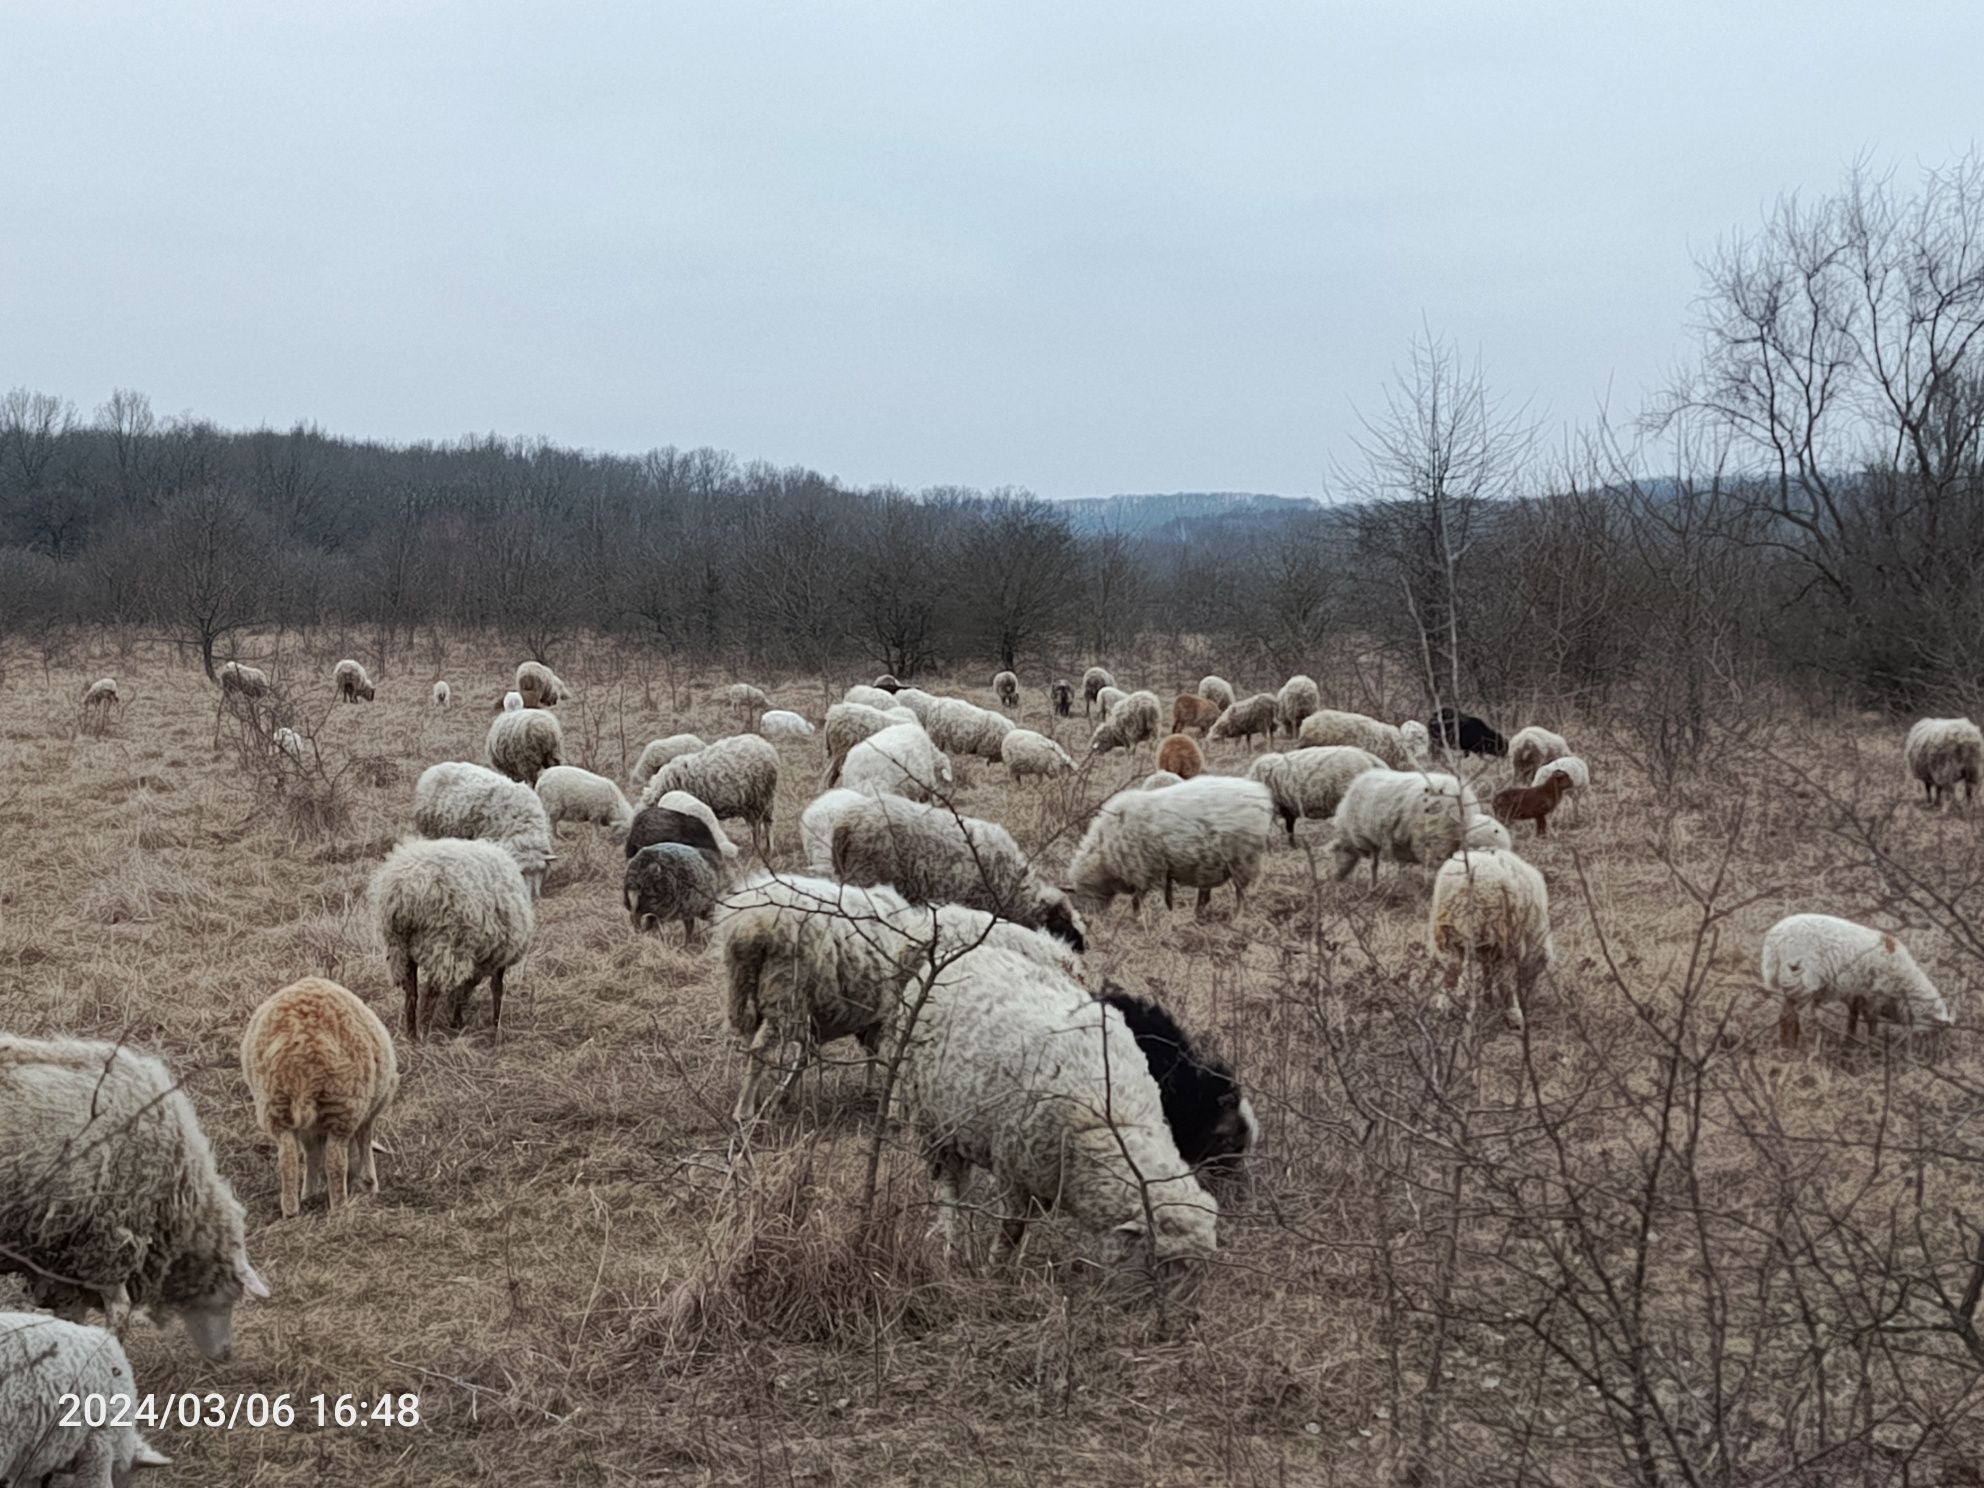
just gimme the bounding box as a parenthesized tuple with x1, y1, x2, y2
(3, 633, 1982, 1484)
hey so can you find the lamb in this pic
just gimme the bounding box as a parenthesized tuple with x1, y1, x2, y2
(642, 733, 781, 853)
(1206, 692, 1279, 750)
(1052, 679, 1074, 716)
(412, 760, 556, 895)
(760, 709, 815, 739)
(1329, 769, 1480, 884)
(625, 842, 723, 945)
(843, 684, 899, 711)
(1508, 725, 1571, 782)
(371, 837, 535, 1038)
(516, 660, 568, 707)
(0, 1035, 268, 1359)
(1155, 733, 1204, 779)
(240, 977, 398, 1217)
(1097, 984, 1259, 1169)
(1429, 848, 1555, 1027)
(829, 792, 1088, 952)
(627, 788, 740, 865)
(896, 946, 1219, 1264)
(723, 682, 773, 715)
(332, 658, 375, 702)
(1067, 775, 1274, 917)
(1171, 693, 1223, 736)
(218, 660, 269, 699)
(432, 680, 451, 706)
(1763, 913, 1954, 1046)
(1430, 706, 1507, 757)
(1247, 746, 1385, 842)
(1001, 727, 1077, 783)
(536, 764, 635, 834)
(923, 695, 1015, 761)
(631, 733, 707, 788)
(827, 722, 952, 802)
(1090, 690, 1162, 755)
(1905, 718, 1984, 806)
(1142, 770, 1183, 790)
(486, 707, 564, 786)
(274, 726, 306, 760)
(0, 1313, 172, 1484)
(1196, 675, 1236, 712)
(501, 690, 524, 712)
(1276, 675, 1322, 737)
(1491, 772, 1575, 837)
(1094, 684, 1128, 719)
(1298, 708, 1416, 768)
(993, 670, 1020, 708)
(1082, 665, 1117, 716)
(81, 676, 121, 711)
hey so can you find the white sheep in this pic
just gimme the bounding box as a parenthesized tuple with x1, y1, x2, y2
(1082, 665, 1117, 716)
(432, 680, 451, 706)
(993, 670, 1020, 708)
(631, 733, 708, 788)
(843, 683, 899, 711)
(800, 787, 871, 874)
(1297, 709, 1416, 768)
(723, 682, 773, 714)
(823, 702, 911, 772)
(332, 658, 375, 702)
(1067, 775, 1274, 917)
(1276, 674, 1321, 736)
(502, 690, 524, 712)
(0, 1312, 172, 1483)
(1533, 755, 1590, 790)
(0, 1036, 268, 1359)
(81, 676, 121, 710)
(1429, 848, 1555, 1027)
(1001, 727, 1076, 783)
(1762, 913, 1954, 1046)
(1197, 675, 1235, 712)
(1247, 746, 1386, 842)
(219, 660, 270, 699)
(486, 707, 564, 785)
(1141, 770, 1183, 790)
(274, 725, 306, 760)
(1090, 689, 1162, 755)
(1094, 684, 1129, 719)
(516, 660, 568, 707)
(1329, 769, 1480, 884)
(760, 709, 815, 739)
(829, 721, 952, 802)
(625, 842, 724, 945)
(412, 760, 555, 896)
(1508, 725, 1571, 782)
(1905, 718, 1983, 807)
(642, 733, 780, 853)
(922, 695, 1015, 761)
(1206, 692, 1279, 750)
(371, 837, 536, 1039)
(536, 764, 635, 834)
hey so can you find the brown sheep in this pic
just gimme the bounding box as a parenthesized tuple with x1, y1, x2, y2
(1490, 773, 1575, 837)
(1155, 733, 1204, 780)
(1172, 694, 1222, 736)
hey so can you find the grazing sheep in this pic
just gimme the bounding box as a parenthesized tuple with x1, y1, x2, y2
(632, 733, 707, 788)
(1082, 665, 1117, 716)
(1905, 718, 1984, 806)
(642, 734, 780, 853)
(412, 761, 556, 896)
(1001, 728, 1077, 783)
(824, 702, 913, 775)
(1491, 773, 1575, 837)
(1430, 706, 1507, 757)
(1430, 848, 1555, 1027)
(1463, 814, 1514, 851)
(891, 686, 936, 722)
(627, 788, 740, 865)
(501, 690, 524, 712)
(1097, 984, 1259, 1169)
(1534, 755, 1590, 791)
(274, 726, 306, 760)
(516, 660, 568, 707)
(1094, 684, 1128, 719)
(993, 670, 1020, 708)
(1091, 690, 1163, 755)
(1172, 694, 1222, 736)
(1052, 679, 1074, 716)
(827, 722, 952, 802)
(240, 978, 398, 1218)
(898, 946, 1218, 1264)
(536, 764, 635, 834)
(1142, 770, 1183, 790)
(432, 680, 451, 706)
(1329, 769, 1480, 884)
(625, 842, 723, 945)
(800, 788, 871, 874)
(0, 1312, 172, 1484)
(1067, 775, 1274, 917)
(760, 709, 815, 739)
(724, 682, 773, 715)
(1508, 725, 1571, 782)
(1763, 913, 1954, 1047)
(844, 684, 899, 711)
(1197, 676, 1236, 712)
(1399, 719, 1432, 765)
(486, 707, 564, 786)
(872, 673, 903, 693)
(923, 695, 1015, 761)
(81, 676, 121, 711)
(1276, 675, 1322, 737)
(829, 793, 1088, 952)
(1247, 746, 1386, 842)
(332, 658, 376, 702)
(1206, 692, 1278, 750)
(0, 1036, 268, 1359)
(218, 660, 269, 699)
(1298, 709, 1415, 768)
(371, 838, 535, 1039)
(1155, 733, 1204, 779)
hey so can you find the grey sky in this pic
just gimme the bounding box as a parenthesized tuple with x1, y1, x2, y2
(4, 3, 1979, 498)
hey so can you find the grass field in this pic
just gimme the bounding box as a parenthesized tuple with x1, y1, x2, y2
(3, 634, 1982, 1485)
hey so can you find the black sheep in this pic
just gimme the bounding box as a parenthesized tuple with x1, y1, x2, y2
(624, 804, 726, 861)
(1429, 706, 1508, 757)
(1051, 680, 1074, 717)
(1098, 984, 1257, 1168)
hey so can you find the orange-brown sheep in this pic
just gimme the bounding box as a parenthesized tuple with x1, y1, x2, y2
(1172, 694, 1222, 736)
(1155, 733, 1204, 780)
(1490, 772, 1575, 837)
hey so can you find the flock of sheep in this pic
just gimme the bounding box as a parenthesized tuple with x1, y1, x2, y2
(4, 659, 1974, 1481)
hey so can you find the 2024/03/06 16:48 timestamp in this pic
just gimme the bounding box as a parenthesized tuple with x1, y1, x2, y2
(58, 1392, 422, 1431)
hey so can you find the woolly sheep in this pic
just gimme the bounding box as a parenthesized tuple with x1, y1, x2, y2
(631, 733, 707, 788)
(892, 686, 936, 721)
(801, 787, 872, 874)
(828, 721, 952, 802)
(1430, 848, 1555, 1027)
(1763, 913, 1954, 1046)
(723, 682, 772, 714)
(1142, 770, 1183, 790)
(1463, 814, 1514, 851)
(897, 946, 1218, 1264)
(502, 690, 524, 712)
(1090, 690, 1162, 755)
(1276, 675, 1321, 737)
(1082, 665, 1117, 716)
(332, 658, 375, 702)
(486, 707, 564, 786)
(0, 1036, 268, 1359)
(1905, 718, 1983, 806)
(1247, 746, 1386, 842)
(412, 761, 556, 896)
(1001, 727, 1076, 783)
(516, 660, 568, 707)
(1533, 755, 1590, 791)
(1067, 775, 1274, 917)
(923, 695, 1015, 761)
(1329, 769, 1480, 884)
(432, 680, 451, 706)
(1155, 733, 1204, 779)
(1172, 693, 1222, 736)
(371, 837, 535, 1039)
(1197, 676, 1236, 712)
(1206, 692, 1278, 750)
(0, 1312, 172, 1484)
(643, 733, 781, 853)
(625, 842, 723, 945)
(1400, 719, 1432, 764)
(844, 684, 898, 711)
(81, 676, 120, 710)
(1094, 684, 1128, 719)
(760, 709, 815, 739)
(1098, 984, 1259, 1170)
(274, 726, 306, 760)
(1508, 725, 1570, 782)
(872, 673, 903, 692)
(536, 764, 635, 834)
(627, 789, 739, 864)
(240, 978, 398, 1218)
(219, 660, 269, 699)
(824, 702, 913, 775)
(1052, 679, 1074, 716)
(1298, 709, 1414, 768)
(993, 670, 1020, 708)
(1430, 706, 1507, 757)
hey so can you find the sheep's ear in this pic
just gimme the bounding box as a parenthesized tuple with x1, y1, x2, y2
(236, 1254, 271, 1299)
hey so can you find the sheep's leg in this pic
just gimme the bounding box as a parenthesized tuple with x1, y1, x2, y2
(1162, 879, 1175, 911)
(323, 1133, 350, 1212)
(929, 1150, 970, 1254)
(1232, 877, 1247, 917)
(1779, 1000, 1802, 1049)
(402, 966, 421, 1041)
(302, 1131, 327, 1202)
(1194, 885, 1212, 918)
(490, 968, 506, 1034)
(277, 1132, 302, 1219)
(1846, 997, 1865, 1041)
(993, 1185, 1031, 1263)
(353, 1118, 381, 1193)
(1534, 815, 1548, 837)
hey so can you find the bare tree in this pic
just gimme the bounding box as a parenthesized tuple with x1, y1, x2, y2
(131, 487, 281, 679)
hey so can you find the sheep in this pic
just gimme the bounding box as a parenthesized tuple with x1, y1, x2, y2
(0, 1035, 268, 1359)
(1430, 706, 1507, 757)
(993, 670, 1020, 708)
(274, 726, 306, 760)
(1155, 733, 1204, 779)
(371, 837, 535, 1039)
(1094, 684, 1128, 719)
(240, 977, 398, 1218)
(1400, 718, 1432, 765)
(1276, 674, 1321, 737)
(1534, 755, 1590, 791)
(1329, 769, 1480, 884)
(800, 787, 871, 873)
(844, 684, 899, 711)
(827, 722, 952, 802)
(1001, 727, 1077, 784)
(1142, 770, 1183, 790)
(897, 945, 1218, 1264)
(486, 707, 564, 786)
(218, 660, 269, 699)
(923, 695, 1015, 761)
(723, 682, 772, 715)
(1097, 984, 1259, 1170)
(625, 842, 723, 945)
(1430, 848, 1555, 1027)
(631, 733, 707, 788)
(892, 686, 936, 721)
(872, 673, 903, 693)
(1463, 814, 1514, 851)
(81, 676, 121, 710)
(502, 690, 524, 712)
(0, 1313, 172, 1484)
(1763, 913, 1954, 1047)
(627, 788, 740, 865)
(823, 703, 912, 776)
(1247, 746, 1386, 842)
(1197, 675, 1236, 712)
(412, 760, 556, 896)
(1082, 665, 1117, 716)
(536, 764, 635, 834)
(1508, 725, 1571, 782)
(1298, 708, 1415, 768)
(1052, 679, 1074, 716)
(1067, 775, 1274, 917)
(1172, 693, 1222, 736)
(516, 660, 568, 707)
(332, 658, 376, 702)
(829, 792, 1088, 952)
(1491, 772, 1575, 837)
(760, 709, 815, 739)
(642, 733, 781, 853)
(1206, 692, 1278, 750)
(1905, 718, 1984, 806)
(1090, 690, 1162, 755)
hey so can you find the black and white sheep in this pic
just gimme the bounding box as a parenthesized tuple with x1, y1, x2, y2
(1096, 984, 1259, 1170)
(627, 788, 740, 866)
(641, 733, 781, 854)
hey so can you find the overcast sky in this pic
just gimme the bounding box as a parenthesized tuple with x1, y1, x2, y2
(3, 4, 1979, 498)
